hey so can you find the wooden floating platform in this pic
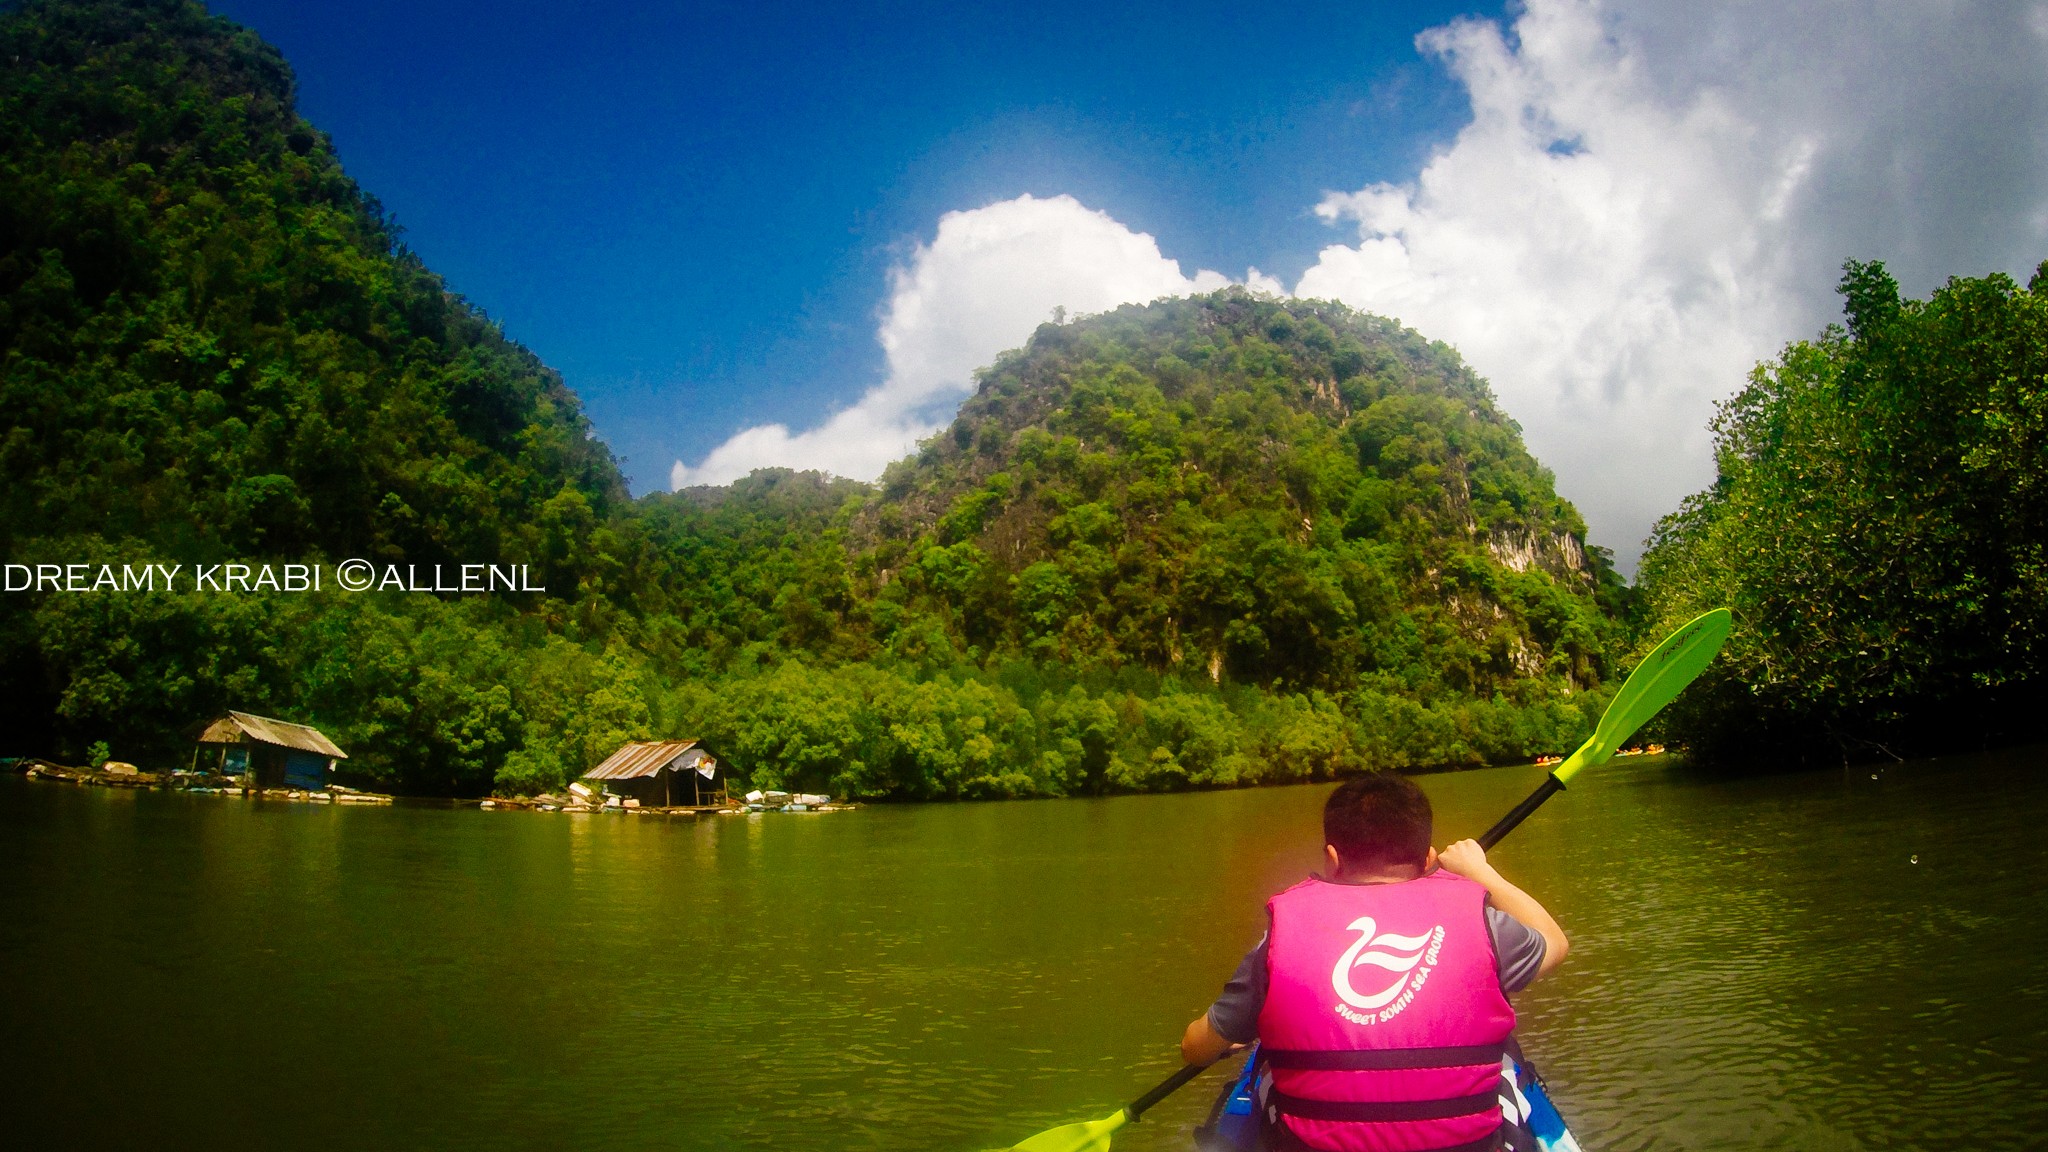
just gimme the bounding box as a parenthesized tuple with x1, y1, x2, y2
(479, 797, 738, 814)
(10, 760, 393, 803)
(479, 797, 857, 815)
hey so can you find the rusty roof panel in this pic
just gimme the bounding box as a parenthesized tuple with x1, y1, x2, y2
(198, 711, 349, 758)
(197, 717, 244, 745)
(582, 740, 709, 781)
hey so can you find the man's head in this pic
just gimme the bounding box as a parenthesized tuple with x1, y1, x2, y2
(1323, 773, 1434, 879)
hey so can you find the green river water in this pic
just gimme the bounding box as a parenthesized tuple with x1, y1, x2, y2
(3, 747, 2045, 1151)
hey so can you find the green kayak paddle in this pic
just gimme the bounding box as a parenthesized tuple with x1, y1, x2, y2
(1477, 607, 1733, 848)
(1003, 1061, 1208, 1152)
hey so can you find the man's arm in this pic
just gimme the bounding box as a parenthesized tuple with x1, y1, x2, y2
(1181, 933, 1267, 1064)
(1438, 838, 1569, 979)
(1181, 1012, 1237, 1065)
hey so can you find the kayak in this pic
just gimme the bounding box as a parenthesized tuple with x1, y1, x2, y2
(1192, 1043, 1585, 1152)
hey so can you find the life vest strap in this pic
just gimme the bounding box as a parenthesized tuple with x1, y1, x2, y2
(1269, 1087, 1500, 1123)
(1261, 1043, 1507, 1071)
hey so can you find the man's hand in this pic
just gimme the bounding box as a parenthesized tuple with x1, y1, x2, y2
(1435, 837, 1570, 979)
(1437, 838, 1497, 882)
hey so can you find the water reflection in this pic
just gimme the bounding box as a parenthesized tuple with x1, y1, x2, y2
(1, 747, 2044, 1150)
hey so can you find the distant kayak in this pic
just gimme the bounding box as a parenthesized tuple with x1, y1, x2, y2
(1193, 1043, 1584, 1151)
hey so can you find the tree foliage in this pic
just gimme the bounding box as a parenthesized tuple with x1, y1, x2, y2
(1637, 260, 2048, 762)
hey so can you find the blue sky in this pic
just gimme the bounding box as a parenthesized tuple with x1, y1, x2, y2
(213, 0, 1498, 489)
(210, 1, 2048, 568)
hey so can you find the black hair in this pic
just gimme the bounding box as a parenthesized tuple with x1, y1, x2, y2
(1323, 773, 1433, 872)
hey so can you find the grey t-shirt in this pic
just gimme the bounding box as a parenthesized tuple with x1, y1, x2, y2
(1206, 903, 1547, 1044)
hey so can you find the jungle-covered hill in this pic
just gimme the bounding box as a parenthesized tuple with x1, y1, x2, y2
(849, 293, 1628, 700)
(0, 0, 1632, 797)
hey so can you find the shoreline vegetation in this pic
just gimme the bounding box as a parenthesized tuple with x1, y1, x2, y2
(2, 2, 2043, 799)
(1637, 260, 2048, 765)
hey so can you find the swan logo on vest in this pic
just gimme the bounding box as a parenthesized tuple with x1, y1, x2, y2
(1330, 916, 1446, 1026)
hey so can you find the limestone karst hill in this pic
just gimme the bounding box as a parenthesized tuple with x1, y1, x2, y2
(838, 290, 1627, 699)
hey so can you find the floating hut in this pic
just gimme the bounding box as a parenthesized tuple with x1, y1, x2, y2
(192, 711, 347, 789)
(582, 741, 729, 808)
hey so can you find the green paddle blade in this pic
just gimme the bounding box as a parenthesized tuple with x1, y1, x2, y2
(1554, 608, 1732, 785)
(1006, 1109, 1130, 1152)
(995, 1058, 1205, 1151)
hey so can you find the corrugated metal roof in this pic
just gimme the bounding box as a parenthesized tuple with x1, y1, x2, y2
(197, 711, 349, 758)
(582, 740, 710, 781)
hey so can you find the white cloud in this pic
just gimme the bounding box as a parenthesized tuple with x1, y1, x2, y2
(671, 194, 1226, 488)
(677, 0, 2048, 572)
(1294, 0, 2048, 569)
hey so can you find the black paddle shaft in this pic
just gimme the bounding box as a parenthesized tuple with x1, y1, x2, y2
(1476, 773, 1566, 851)
(1126, 1060, 1211, 1121)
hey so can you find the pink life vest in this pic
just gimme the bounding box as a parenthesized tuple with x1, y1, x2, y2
(1255, 871, 1515, 1152)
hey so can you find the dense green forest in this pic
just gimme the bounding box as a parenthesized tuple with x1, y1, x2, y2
(0, 0, 1634, 797)
(662, 295, 1631, 798)
(16, 1, 2046, 790)
(0, 0, 628, 792)
(1638, 260, 2048, 762)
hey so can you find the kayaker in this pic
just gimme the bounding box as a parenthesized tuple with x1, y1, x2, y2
(1180, 773, 1569, 1151)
